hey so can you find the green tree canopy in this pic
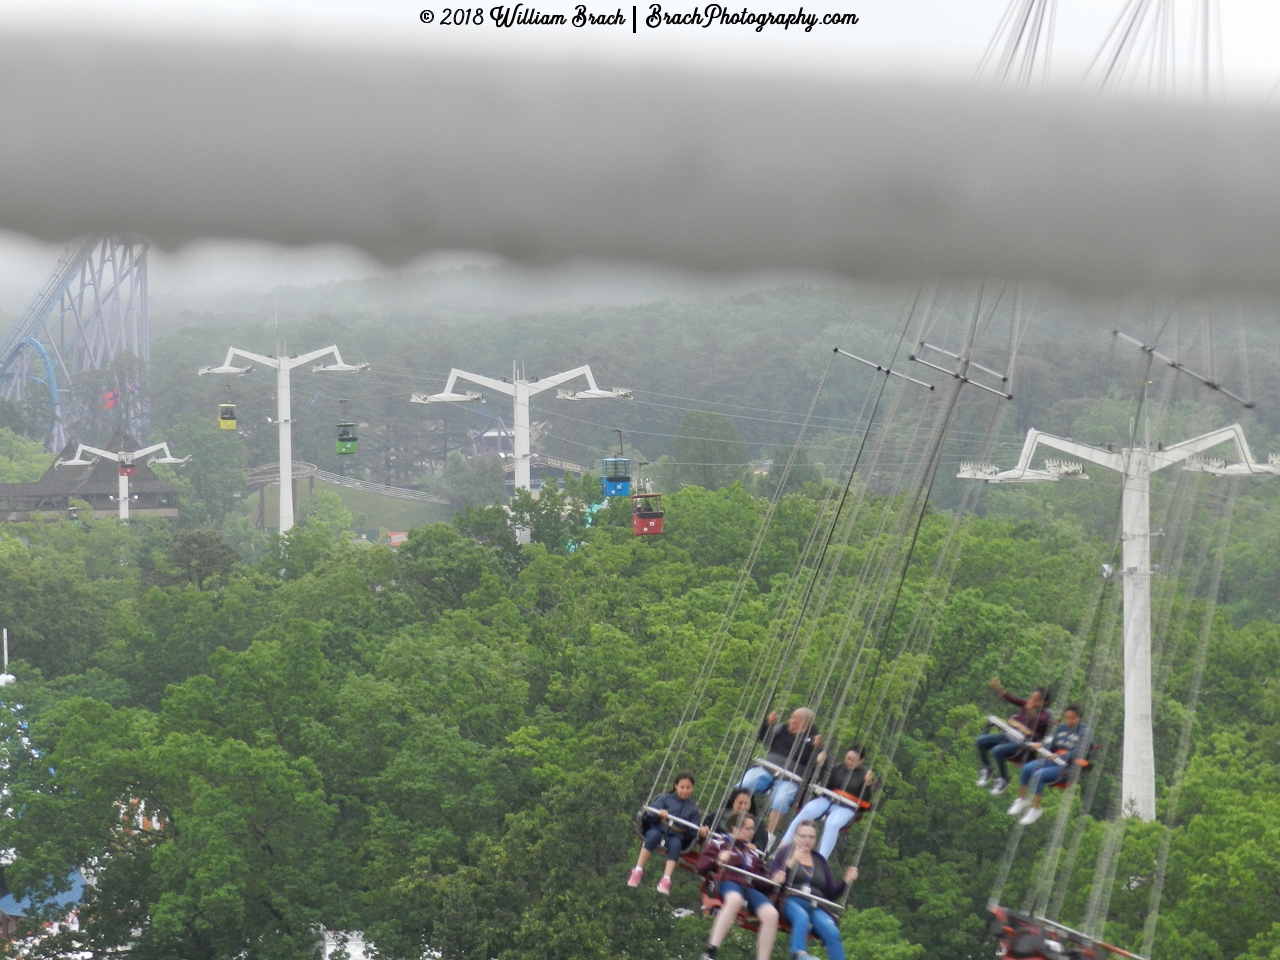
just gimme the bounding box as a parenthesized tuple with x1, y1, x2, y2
(671, 411, 749, 491)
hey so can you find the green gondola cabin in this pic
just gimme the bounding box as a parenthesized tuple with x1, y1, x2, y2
(336, 422, 358, 455)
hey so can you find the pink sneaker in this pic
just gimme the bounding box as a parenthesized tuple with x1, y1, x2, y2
(627, 867, 643, 888)
(656, 876, 672, 895)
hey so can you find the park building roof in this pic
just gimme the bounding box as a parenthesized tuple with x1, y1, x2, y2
(0, 868, 85, 941)
(0, 433, 179, 521)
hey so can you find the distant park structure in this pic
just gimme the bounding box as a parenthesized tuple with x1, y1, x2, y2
(0, 433, 179, 522)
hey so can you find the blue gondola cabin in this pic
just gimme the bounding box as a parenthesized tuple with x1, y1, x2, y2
(602, 457, 631, 497)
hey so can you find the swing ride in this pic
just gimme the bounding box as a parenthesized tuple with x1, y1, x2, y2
(986, 905, 1148, 960)
(628, 278, 1027, 943)
(616, 8, 1247, 959)
(627, 278, 1256, 958)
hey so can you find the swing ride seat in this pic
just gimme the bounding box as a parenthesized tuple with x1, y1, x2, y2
(1007, 744, 1100, 790)
(698, 881, 821, 943)
(635, 805, 704, 872)
(632, 807, 822, 945)
(985, 716, 1098, 791)
(985, 903, 1145, 960)
(809, 784, 872, 833)
(752, 757, 807, 785)
(811, 784, 872, 812)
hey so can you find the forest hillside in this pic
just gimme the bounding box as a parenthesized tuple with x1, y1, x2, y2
(0, 278, 1276, 959)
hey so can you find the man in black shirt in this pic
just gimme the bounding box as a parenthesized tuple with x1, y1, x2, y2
(737, 708, 825, 849)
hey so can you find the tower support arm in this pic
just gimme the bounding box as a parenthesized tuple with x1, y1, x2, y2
(1014, 430, 1125, 473)
(293, 344, 345, 368)
(526, 364, 598, 396)
(199, 346, 272, 374)
(69, 443, 118, 462)
(1150, 423, 1274, 474)
(443, 368, 516, 397)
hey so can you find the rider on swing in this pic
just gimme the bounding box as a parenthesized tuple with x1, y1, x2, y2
(696, 810, 781, 960)
(1006, 704, 1091, 825)
(976, 677, 1053, 796)
(779, 745, 874, 859)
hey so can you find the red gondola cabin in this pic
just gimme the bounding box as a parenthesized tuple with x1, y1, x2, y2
(632, 492, 663, 535)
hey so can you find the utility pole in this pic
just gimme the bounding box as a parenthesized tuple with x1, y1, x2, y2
(199, 345, 368, 533)
(1, 627, 12, 686)
(57, 440, 189, 521)
(959, 422, 1278, 820)
(412, 363, 631, 493)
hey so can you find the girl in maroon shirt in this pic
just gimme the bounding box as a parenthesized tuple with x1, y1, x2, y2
(976, 677, 1053, 795)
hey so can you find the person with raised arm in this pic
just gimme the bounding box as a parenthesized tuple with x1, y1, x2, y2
(737, 707, 826, 849)
(975, 677, 1053, 796)
(695, 811, 781, 960)
(769, 819, 858, 960)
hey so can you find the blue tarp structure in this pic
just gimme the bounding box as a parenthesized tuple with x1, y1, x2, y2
(0, 869, 84, 919)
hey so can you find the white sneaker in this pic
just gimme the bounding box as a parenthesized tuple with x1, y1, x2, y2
(976, 768, 991, 787)
(766, 833, 777, 853)
(1019, 806, 1044, 826)
(989, 777, 1009, 796)
(1007, 797, 1030, 816)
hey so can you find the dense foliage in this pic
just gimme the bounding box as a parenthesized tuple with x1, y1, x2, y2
(1, 280, 1279, 958)
(0, 463, 1275, 960)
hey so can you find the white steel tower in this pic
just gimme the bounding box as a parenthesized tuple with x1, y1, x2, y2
(57, 440, 188, 521)
(199, 345, 368, 533)
(960, 423, 1278, 820)
(412, 363, 631, 493)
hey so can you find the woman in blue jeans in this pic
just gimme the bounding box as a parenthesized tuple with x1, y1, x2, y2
(629, 772, 708, 894)
(769, 820, 857, 960)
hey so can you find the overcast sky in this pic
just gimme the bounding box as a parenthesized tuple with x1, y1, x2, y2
(0, 0, 1277, 311)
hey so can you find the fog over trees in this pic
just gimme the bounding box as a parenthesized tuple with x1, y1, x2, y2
(0, 269, 1278, 959)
